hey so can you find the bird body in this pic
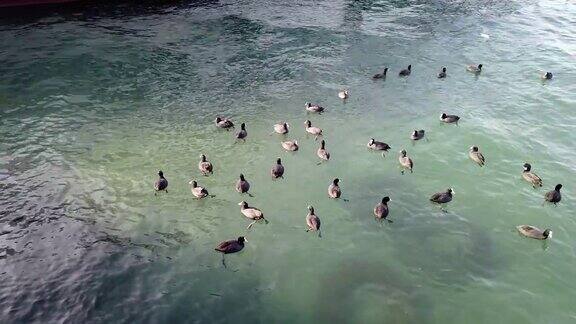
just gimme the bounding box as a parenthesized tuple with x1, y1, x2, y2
(411, 130, 425, 140)
(522, 163, 542, 188)
(304, 120, 323, 140)
(281, 140, 299, 151)
(238, 201, 265, 220)
(430, 188, 454, 204)
(154, 171, 168, 194)
(306, 206, 321, 235)
(517, 225, 552, 240)
(467, 64, 483, 73)
(239, 201, 268, 229)
(189, 180, 210, 199)
(399, 150, 413, 173)
(273, 122, 289, 134)
(367, 138, 391, 151)
(235, 123, 247, 140)
(215, 117, 234, 129)
(338, 90, 349, 99)
(236, 174, 250, 194)
(328, 178, 341, 199)
(469, 146, 485, 166)
(271, 158, 284, 179)
(373, 68, 388, 79)
(399, 65, 412, 76)
(544, 184, 562, 204)
(305, 102, 325, 113)
(317, 140, 330, 161)
(437, 67, 447, 78)
(374, 197, 391, 221)
(542, 72, 553, 80)
(215, 237, 246, 254)
(198, 154, 213, 175)
(440, 113, 460, 124)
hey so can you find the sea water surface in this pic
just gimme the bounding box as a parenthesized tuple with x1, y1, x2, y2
(1, 0, 576, 323)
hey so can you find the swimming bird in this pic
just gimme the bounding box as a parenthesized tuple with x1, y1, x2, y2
(235, 123, 247, 141)
(273, 122, 289, 134)
(516, 225, 552, 240)
(399, 65, 412, 76)
(215, 117, 234, 130)
(374, 196, 391, 223)
(281, 140, 299, 151)
(317, 140, 330, 162)
(304, 120, 323, 140)
(338, 90, 349, 100)
(430, 188, 454, 209)
(328, 178, 341, 199)
(542, 72, 553, 80)
(305, 102, 325, 114)
(367, 138, 391, 157)
(469, 146, 485, 167)
(467, 64, 483, 74)
(198, 154, 213, 176)
(215, 237, 246, 254)
(154, 170, 168, 195)
(239, 201, 268, 229)
(399, 150, 413, 174)
(215, 236, 246, 268)
(373, 67, 388, 79)
(437, 67, 447, 78)
(522, 163, 542, 188)
(235, 174, 251, 196)
(305, 205, 321, 237)
(411, 130, 425, 141)
(440, 113, 460, 124)
(271, 158, 284, 179)
(189, 180, 212, 199)
(544, 184, 562, 204)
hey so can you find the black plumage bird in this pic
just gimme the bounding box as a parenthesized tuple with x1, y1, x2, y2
(154, 171, 168, 195)
(411, 129, 425, 141)
(399, 64, 412, 76)
(271, 158, 284, 179)
(544, 184, 562, 204)
(430, 188, 454, 205)
(235, 123, 247, 141)
(235, 174, 251, 196)
(440, 113, 460, 124)
(215, 237, 246, 268)
(437, 67, 447, 78)
(373, 67, 388, 79)
(374, 196, 391, 223)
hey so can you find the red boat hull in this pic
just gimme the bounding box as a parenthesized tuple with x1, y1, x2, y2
(0, 0, 81, 7)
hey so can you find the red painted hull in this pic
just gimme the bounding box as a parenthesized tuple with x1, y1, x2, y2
(0, 0, 81, 7)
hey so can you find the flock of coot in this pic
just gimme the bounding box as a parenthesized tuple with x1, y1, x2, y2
(152, 64, 561, 266)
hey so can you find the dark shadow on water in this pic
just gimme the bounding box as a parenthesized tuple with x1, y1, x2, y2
(0, 0, 219, 23)
(315, 258, 433, 323)
(392, 222, 505, 289)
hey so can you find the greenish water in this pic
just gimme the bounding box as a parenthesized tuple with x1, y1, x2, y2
(1, 0, 576, 323)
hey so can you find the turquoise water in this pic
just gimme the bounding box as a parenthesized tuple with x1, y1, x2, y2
(1, 0, 576, 322)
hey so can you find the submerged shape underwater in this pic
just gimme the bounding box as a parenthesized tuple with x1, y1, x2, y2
(1, 0, 576, 323)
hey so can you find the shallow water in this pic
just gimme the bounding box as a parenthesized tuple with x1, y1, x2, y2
(1, 0, 576, 323)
